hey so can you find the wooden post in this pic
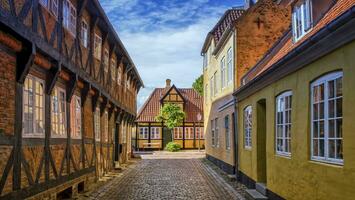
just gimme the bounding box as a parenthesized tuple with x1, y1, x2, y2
(182, 120, 185, 149)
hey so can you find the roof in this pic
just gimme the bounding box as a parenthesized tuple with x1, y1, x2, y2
(136, 87, 203, 123)
(241, 0, 355, 84)
(201, 8, 244, 54)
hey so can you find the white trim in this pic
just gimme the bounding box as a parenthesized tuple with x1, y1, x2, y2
(244, 106, 252, 149)
(81, 20, 89, 48)
(139, 127, 148, 139)
(70, 95, 82, 139)
(63, 0, 76, 37)
(275, 91, 292, 157)
(94, 34, 102, 60)
(151, 127, 161, 139)
(225, 115, 231, 150)
(51, 86, 67, 138)
(173, 127, 183, 139)
(221, 56, 226, 89)
(227, 47, 233, 84)
(184, 127, 194, 139)
(311, 71, 343, 165)
(292, 0, 313, 42)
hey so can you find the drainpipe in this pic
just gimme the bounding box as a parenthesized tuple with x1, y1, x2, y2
(232, 29, 239, 180)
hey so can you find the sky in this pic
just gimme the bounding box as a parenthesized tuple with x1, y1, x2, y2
(99, 0, 244, 109)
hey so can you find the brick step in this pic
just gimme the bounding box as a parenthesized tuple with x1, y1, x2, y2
(246, 189, 268, 200)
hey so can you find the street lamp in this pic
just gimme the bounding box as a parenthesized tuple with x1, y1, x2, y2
(196, 113, 202, 152)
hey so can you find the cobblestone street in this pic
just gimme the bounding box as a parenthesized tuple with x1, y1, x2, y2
(83, 151, 245, 200)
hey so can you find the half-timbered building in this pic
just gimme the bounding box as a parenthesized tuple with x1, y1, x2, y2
(135, 79, 204, 150)
(0, 0, 143, 199)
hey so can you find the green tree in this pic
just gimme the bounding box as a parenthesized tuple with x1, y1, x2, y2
(155, 103, 186, 130)
(192, 75, 203, 96)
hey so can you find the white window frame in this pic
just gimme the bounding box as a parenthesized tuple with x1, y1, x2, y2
(94, 34, 102, 60)
(94, 107, 100, 142)
(292, 0, 312, 42)
(139, 127, 148, 139)
(225, 115, 231, 150)
(174, 127, 183, 139)
(184, 127, 194, 139)
(196, 127, 204, 139)
(211, 119, 215, 147)
(221, 57, 226, 89)
(275, 91, 292, 156)
(215, 118, 219, 147)
(244, 106, 252, 149)
(213, 71, 218, 96)
(81, 20, 89, 48)
(39, 0, 58, 19)
(151, 127, 160, 139)
(23, 75, 45, 138)
(51, 86, 67, 138)
(71, 95, 81, 139)
(227, 47, 233, 84)
(63, 0, 76, 37)
(311, 72, 343, 165)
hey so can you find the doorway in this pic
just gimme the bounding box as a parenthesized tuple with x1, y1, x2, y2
(256, 99, 267, 183)
(162, 127, 172, 149)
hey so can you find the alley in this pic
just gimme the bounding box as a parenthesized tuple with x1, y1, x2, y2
(84, 152, 245, 200)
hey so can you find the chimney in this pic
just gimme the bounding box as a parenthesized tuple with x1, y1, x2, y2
(165, 79, 171, 88)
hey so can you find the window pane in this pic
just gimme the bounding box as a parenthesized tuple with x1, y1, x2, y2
(328, 80, 335, 98)
(329, 120, 335, 138)
(319, 121, 324, 138)
(336, 140, 343, 159)
(336, 77, 342, 97)
(329, 100, 335, 118)
(336, 98, 342, 117)
(328, 140, 335, 159)
(336, 119, 342, 138)
(313, 139, 318, 156)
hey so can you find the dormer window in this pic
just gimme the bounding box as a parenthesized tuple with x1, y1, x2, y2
(292, 0, 312, 42)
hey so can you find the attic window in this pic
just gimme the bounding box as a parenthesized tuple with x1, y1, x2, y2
(292, 0, 312, 42)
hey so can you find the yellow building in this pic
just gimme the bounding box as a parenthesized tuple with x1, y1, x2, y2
(135, 80, 204, 150)
(234, 0, 355, 199)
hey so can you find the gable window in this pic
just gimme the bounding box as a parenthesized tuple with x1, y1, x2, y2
(94, 34, 102, 60)
(23, 75, 45, 138)
(292, 0, 312, 41)
(81, 20, 89, 48)
(225, 115, 231, 150)
(51, 87, 66, 138)
(221, 57, 226, 89)
(70, 95, 81, 139)
(276, 91, 292, 156)
(174, 127, 183, 139)
(311, 72, 343, 164)
(94, 107, 100, 141)
(227, 47, 233, 84)
(184, 127, 194, 139)
(151, 127, 160, 139)
(139, 127, 148, 139)
(244, 106, 252, 149)
(63, 0, 76, 36)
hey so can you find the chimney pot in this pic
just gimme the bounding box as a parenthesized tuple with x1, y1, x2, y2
(166, 79, 171, 88)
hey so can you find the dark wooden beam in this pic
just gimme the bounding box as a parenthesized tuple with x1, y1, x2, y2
(13, 83, 23, 190)
(92, 90, 100, 112)
(18, 0, 33, 23)
(46, 61, 61, 94)
(81, 82, 90, 106)
(77, 0, 88, 17)
(17, 43, 35, 83)
(66, 74, 78, 102)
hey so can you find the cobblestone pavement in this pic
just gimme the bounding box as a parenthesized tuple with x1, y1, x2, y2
(84, 151, 245, 200)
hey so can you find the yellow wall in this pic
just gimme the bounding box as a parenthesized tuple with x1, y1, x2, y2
(237, 41, 355, 200)
(204, 32, 236, 166)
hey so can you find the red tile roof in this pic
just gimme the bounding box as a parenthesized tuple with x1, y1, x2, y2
(136, 87, 203, 123)
(212, 9, 245, 44)
(243, 0, 355, 82)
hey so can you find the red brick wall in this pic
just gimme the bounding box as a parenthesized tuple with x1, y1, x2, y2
(235, 0, 291, 88)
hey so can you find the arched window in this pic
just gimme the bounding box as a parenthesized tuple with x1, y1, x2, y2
(311, 71, 343, 164)
(275, 91, 292, 156)
(244, 106, 252, 149)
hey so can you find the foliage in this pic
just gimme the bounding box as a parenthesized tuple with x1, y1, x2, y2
(166, 142, 181, 152)
(155, 103, 185, 130)
(192, 75, 203, 96)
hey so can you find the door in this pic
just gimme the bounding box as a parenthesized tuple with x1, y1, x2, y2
(114, 123, 120, 162)
(162, 127, 172, 149)
(257, 99, 267, 183)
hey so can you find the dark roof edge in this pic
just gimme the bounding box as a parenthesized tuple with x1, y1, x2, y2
(136, 88, 158, 118)
(233, 5, 355, 100)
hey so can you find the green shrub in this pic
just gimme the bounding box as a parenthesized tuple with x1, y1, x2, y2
(166, 142, 181, 152)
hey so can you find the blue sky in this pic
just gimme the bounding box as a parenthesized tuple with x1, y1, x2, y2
(99, 0, 244, 109)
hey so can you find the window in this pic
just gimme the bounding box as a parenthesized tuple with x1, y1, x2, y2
(292, 0, 312, 41)
(122, 124, 127, 143)
(311, 72, 343, 164)
(63, 0, 76, 36)
(94, 34, 102, 60)
(221, 57, 226, 89)
(211, 120, 215, 146)
(174, 127, 183, 139)
(196, 127, 204, 139)
(227, 47, 233, 84)
(111, 59, 116, 81)
(104, 49, 109, 74)
(81, 20, 89, 48)
(39, 0, 58, 19)
(225, 115, 231, 150)
(103, 111, 108, 142)
(185, 127, 194, 139)
(209, 78, 213, 99)
(117, 67, 122, 85)
(213, 71, 218, 96)
(23, 75, 45, 138)
(215, 118, 219, 147)
(70, 95, 81, 139)
(276, 91, 292, 156)
(94, 107, 100, 141)
(203, 54, 208, 69)
(244, 106, 252, 149)
(139, 127, 148, 139)
(51, 87, 66, 138)
(151, 127, 160, 139)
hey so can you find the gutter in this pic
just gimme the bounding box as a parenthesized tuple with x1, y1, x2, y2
(233, 5, 355, 99)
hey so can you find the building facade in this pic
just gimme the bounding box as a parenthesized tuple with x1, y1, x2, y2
(234, 0, 355, 199)
(202, 0, 290, 175)
(0, 0, 143, 199)
(135, 80, 204, 150)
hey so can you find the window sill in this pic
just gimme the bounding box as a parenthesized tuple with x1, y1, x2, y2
(244, 147, 252, 151)
(275, 153, 291, 159)
(310, 158, 344, 167)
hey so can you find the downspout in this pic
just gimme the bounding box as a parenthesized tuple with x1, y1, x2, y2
(232, 28, 239, 179)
